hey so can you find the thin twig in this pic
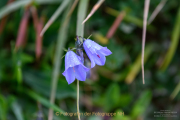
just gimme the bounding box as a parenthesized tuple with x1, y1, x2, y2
(82, 0, 104, 24)
(77, 80, 81, 120)
(142, 0, 150, 84)
(148, 0, 167, 24)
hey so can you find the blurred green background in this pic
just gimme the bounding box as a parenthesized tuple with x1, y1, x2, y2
(0, 0, 180, 120)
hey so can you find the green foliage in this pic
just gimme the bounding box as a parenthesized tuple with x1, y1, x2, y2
(131, 90, 152, 118)
(0, 0, 179, 120)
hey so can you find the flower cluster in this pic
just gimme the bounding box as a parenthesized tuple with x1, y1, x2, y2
(62, 36, 112, 84)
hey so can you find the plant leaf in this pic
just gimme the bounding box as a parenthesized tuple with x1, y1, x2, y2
(160, 7, 180, 70)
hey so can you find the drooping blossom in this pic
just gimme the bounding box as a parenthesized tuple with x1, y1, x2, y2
(83, 39, 112, 68)
(62, 50, 90, 84)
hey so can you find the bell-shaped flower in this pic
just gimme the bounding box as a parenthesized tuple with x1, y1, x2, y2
(62, 51, 90, 84)
(83, 39, 112, 68)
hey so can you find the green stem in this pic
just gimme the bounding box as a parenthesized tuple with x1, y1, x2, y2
(76, 1, 88, 120)
(77, 80, 81, 120)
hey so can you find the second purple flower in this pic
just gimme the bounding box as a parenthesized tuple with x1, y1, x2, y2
(83, 39, 112, 68)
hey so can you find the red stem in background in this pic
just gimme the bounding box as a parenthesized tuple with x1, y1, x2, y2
(36, 17, 44, 60)
(15, 8, 30, 50)
(106, 11, 125, 39)
(31, 6, 44, 60)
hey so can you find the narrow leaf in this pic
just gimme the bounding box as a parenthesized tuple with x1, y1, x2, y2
(0, 0, 31, 19)
(11, 101, 24, 120)
(0, 0, 14, 34)
(160, 7, 180, 70)
(170, 81, 180, 100)
(48, 2, 72, 120)
(26, 90, 64, 113)
(105, 7, 156, 32)
(0, 0, 63, 20)
(40, 0, 70, 36)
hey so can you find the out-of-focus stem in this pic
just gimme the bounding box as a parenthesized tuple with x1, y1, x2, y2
(148, 0, 167, 24)
(142, 0, 150, 84)
(77, 80, 81, 120)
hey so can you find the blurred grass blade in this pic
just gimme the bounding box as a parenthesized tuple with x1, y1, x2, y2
(0, 0, 31, 19)
(141, 0, 150, 84)
(76, 0, 89, 37)
(16, 61, 22, 86)
(170, 81, 180, 100)
(106, 11, 125, 39)
(77, 0, 88, 27)
(125, 44, 153, 84)
(105, 7, 156, 32)
(0, 0, 63, 20)
(82, 0, 104, 24)
(148, 0, 167, 24)
(0, 0, 14, 35)
(0, 95, 7, 120)
(160, 7, 180, 70)
(67, 0, 79, 19)
(26, 90, 64, 113)
(48, 2, 72, 120)
(34, 0, 63, 4)
(11, 101, 23, 120)
(63, 0, 79, 27)
(40, 0, 70, 36)
(131, 90, 152, 118)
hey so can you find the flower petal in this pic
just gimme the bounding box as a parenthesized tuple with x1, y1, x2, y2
(65, 51, 82, 70)
(74, 65, 86, 81)
(92, 51, 106, 66)
(99, 47, 112, 56)
(86, 39, 102, 50)
(83, 43, 96, 68)
(62, 67, 75, 84)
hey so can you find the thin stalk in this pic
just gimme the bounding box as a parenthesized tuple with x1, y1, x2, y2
(148, 0, 167, 24)
(76, 0, 88, 120)
(82, 0, 104, 24)
(142, 0, 150, 84)
(77, 80, 80, 120)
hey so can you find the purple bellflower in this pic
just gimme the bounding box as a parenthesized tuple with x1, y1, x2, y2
(62, 50, 90, 84)
(83, 39, 112, 68)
